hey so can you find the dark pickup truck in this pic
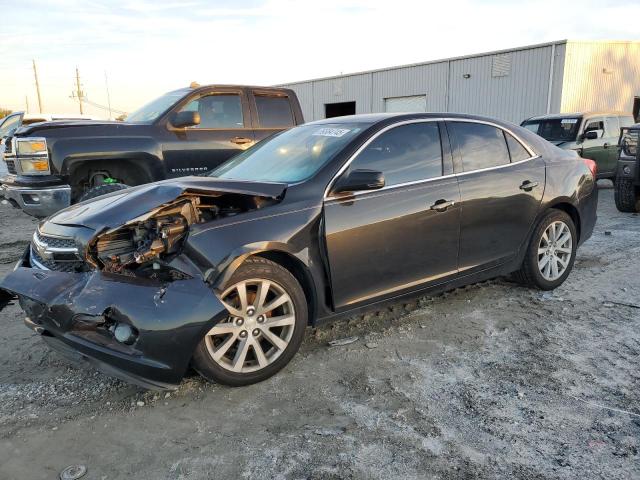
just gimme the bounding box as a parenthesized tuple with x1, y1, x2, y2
(0, 84, 304, 217)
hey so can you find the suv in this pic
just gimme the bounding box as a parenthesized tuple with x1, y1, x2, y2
(0, 84, 304, 217)
(521, 112, 635, 180)
(614, 123, 640, 212)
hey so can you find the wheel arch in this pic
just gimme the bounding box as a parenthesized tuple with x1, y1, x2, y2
(547, 201, 581, 242)
(211, 246, 318, 326)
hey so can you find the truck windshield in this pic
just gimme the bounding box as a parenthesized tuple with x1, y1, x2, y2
(210, 123, 364, 183)
(521, 117, 581, 142)
(125, 89, 191, 123)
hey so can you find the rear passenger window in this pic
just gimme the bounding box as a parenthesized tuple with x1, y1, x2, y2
(349, 122, 442, 186)
(255, 95, 294, 128)
(505, 132, 531, 162)
(605, 117, 620, 137)
(449, 122, 510, 172)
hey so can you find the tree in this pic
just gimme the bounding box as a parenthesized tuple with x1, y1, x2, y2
(0, 108, 12, 118)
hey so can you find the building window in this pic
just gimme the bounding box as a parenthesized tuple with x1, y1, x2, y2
(384, 95, 427, 113)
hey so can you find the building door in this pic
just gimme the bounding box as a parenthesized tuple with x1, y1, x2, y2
(325, 102, 356, 118)
(384, 95, 427, 113)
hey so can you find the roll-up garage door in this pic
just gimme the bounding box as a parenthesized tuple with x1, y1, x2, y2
(384, 95, 427, 113)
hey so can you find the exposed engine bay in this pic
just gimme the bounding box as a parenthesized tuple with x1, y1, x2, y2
(87, 192, 275, 277)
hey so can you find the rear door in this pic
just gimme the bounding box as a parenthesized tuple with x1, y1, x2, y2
(447, 120, 545, 273)
(324, 120, 460, 308)
(250, 90, 297, 145)
(602, 116, 622, 175)
(162, 88, 254, 177)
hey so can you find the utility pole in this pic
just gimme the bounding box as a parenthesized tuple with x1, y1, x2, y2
(104, 71, 112, 119)
(32, 60, 43, 113)
(75, 67, 84, 114)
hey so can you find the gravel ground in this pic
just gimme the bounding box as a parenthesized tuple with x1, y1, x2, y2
(0, 183, 638, 480)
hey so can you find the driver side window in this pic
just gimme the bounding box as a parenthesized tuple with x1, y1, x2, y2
(348, 122, 443, 187)
(179, 94, 244, 129)
(584, 118, 604, 137)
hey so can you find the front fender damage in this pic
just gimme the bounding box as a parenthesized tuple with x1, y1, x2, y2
(0, 266, 229, 389)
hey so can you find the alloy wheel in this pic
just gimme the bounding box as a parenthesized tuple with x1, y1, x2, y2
(205, 279, 296, 373)
(537, 220, 573, 281)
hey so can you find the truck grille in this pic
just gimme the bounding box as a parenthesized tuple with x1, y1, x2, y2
(30, 231, 85, 272)
(4, 159, 16, 174)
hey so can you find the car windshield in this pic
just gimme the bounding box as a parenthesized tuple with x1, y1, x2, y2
(125, 89, 191, 123)
(521, 117, 581, 142)
(210, 123, 365, 183)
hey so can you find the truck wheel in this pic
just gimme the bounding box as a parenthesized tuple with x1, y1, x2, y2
(77, 183, 129, 203)
(192, 257, 308, 387)
(614, 176, 639, 213)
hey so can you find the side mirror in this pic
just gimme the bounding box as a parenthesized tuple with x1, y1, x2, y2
(171, 111, 201, 128)
(582, 130, 599, 140)
(332, 169, 385, 194)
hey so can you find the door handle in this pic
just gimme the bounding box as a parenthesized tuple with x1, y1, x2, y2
(603, 142, 609, 149)
(519, 180, 539, 192)
(430, 199, 455, 212)
(230, 137, 253, 145)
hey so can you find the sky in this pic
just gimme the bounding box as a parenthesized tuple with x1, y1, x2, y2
(0, 0, 639, 118)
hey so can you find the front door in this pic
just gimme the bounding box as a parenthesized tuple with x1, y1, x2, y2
(162, 89, 254, 177)
(581, 117, 608, 175)
(324, 121, 460, 308)
(447, 120, 545, 273)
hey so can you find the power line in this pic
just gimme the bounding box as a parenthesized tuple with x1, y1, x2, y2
(83, 96, 126, 115)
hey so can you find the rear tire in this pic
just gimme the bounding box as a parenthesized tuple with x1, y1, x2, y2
(614, 176, 639, 213)
(192, 257, 308, 387)
(77, 183, 129, 202)
(514, 209, 577, 290)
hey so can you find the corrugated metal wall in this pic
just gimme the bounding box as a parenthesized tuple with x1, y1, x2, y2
(560, 41, 640, 114)
(447, 46, 554, 122)
(280, 41, 640, 124)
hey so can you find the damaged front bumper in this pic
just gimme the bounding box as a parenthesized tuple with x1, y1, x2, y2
(0, 253, 228, 390)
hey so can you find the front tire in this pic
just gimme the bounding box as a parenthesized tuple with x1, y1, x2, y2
(614, 176, 639, 213)
(77, 183, 129, 202)
(192, 257, 307, 386)
(514, 209, 577, 290)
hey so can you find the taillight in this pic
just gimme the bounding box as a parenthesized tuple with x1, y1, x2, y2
(583, 158, 597, 179)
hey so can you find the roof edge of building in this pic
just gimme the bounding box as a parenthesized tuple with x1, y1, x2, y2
(276, 40, 570, 86)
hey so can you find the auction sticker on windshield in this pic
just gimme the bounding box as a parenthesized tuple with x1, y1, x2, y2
(313, 128, 351, 137)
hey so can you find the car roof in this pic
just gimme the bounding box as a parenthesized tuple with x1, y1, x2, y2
(525, 111, 631, 121)
(306, 112, 516, 126)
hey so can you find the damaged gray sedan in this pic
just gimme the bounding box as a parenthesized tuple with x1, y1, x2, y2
(0, 113, 598, 389)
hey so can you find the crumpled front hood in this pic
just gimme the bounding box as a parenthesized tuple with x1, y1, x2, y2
(48, 176, 287, 232)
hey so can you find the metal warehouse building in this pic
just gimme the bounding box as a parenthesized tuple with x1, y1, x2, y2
(280, 40, 640, 124)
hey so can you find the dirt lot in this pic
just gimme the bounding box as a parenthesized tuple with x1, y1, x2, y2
(0, 184, 638, 480)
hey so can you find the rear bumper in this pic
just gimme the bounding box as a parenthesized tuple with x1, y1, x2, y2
(0, 256, 228, 390)
(0, 176, 71, 218)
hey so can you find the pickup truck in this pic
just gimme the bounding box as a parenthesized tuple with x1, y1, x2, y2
(0, 84, 304, 217)
(521, 111, 635, 180)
